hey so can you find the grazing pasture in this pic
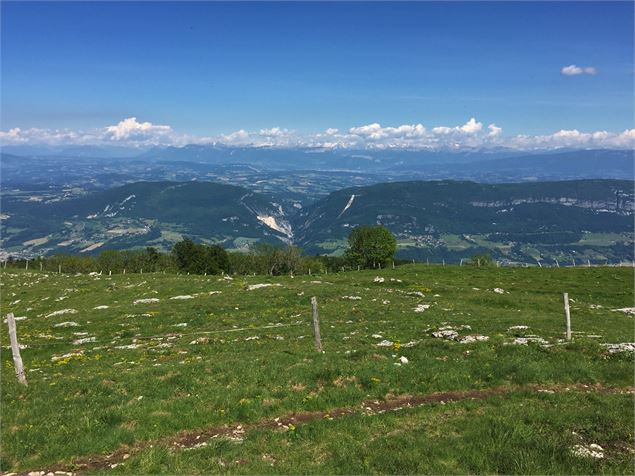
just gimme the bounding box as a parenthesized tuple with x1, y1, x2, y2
(1, 265, 633, 474)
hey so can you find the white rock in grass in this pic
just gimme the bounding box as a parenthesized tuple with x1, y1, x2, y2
(115, 343, 143, 350)
(247, 283, 281, 291)
(73, 336, 96, 345)
(342, 295, 362, 300)
(133, 298, 159, 304)
(508, 325, 529, 331)
(493, 288, 505, 294)
(45, 309, 78, 318)
(458, 335, 490, 344)
(399, 356, 409, 364)
(376, 340, 394, 347)
(511, 337, 548, 345)
(2, 316, 26, 323)
(432, 329, 459, 340)
(371, 334, 383, 339)
(406, 291, 425, 298)
(612, 307, 635, 316)
(602, 343, 635, 354)
(51, 351, 83, 362)
(413, 304, 431, 313)
(373, 276, 385, 283)
(170, 295, 195, 300)
(571, 444, 604, 459)
(54, 321, 79, 327)
(94, 305, 109, 310)
(402, 340, 420, 348)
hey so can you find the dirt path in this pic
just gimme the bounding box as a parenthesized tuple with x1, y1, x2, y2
(8, 383, 634, 476)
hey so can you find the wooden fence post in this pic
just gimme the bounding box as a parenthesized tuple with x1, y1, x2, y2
(563, 293, 572, 341)
(58, 264, 61, 274)
(310, 297, 323, 353)
(25, 260, 28, 270)
(555, 259, 559, 268)
(6, 313, 27, 386)
(392, 261, 395, 269)
(460, 258, 463, 267)
(442, 259, 445, 266)
(40, 261, 43, 271)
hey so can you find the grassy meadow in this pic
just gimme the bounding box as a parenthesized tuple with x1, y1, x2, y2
(1, 265, 633, 474)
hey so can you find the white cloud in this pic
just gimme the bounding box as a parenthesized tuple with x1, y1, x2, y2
(432, 118, 482, 136)
(1, 117, 633, 152)
(487, 124, 502, 137)
(460, 117, 483, 134)
(104, 117, 172, 141)
(561, 64, 598, 76)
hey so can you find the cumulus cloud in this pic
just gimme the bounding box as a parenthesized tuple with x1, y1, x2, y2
(487, 124, 502, 137)
(561, 64, 598, 76)
(432, 118, 482, 135)
(104, 117, 172, 141)
(1, 116, 633, 151)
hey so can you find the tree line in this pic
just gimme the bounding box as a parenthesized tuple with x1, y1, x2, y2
(4, 225, 406, 276)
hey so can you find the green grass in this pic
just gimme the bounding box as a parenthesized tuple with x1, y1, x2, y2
(1, 265, 633, 474)
(578, 233, 632, 247)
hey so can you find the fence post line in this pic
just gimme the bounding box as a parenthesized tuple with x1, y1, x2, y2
(563, 293, 572, 341)
(6, 313, 27, 386)
(460, 258, 463, 267)
(25, 260, 28, 270)
(310, 297, 323, 353)
(392, 261, 395, 269)
(40, 261, 43, 271)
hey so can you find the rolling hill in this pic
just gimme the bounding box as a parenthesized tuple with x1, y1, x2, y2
(0, 181, 293, 255)
(1, 179, 633, 263)
(294, 179, 634, 263)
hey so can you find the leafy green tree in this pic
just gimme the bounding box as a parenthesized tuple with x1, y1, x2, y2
(470, 253, 493, 266)
(171, 238, 230, 275)
(345, 225, 397, 269)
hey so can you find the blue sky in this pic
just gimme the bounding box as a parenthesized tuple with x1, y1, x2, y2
(1, 1, 633, 149)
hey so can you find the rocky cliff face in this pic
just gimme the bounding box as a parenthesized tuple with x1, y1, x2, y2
(469, 191, 634, 215)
